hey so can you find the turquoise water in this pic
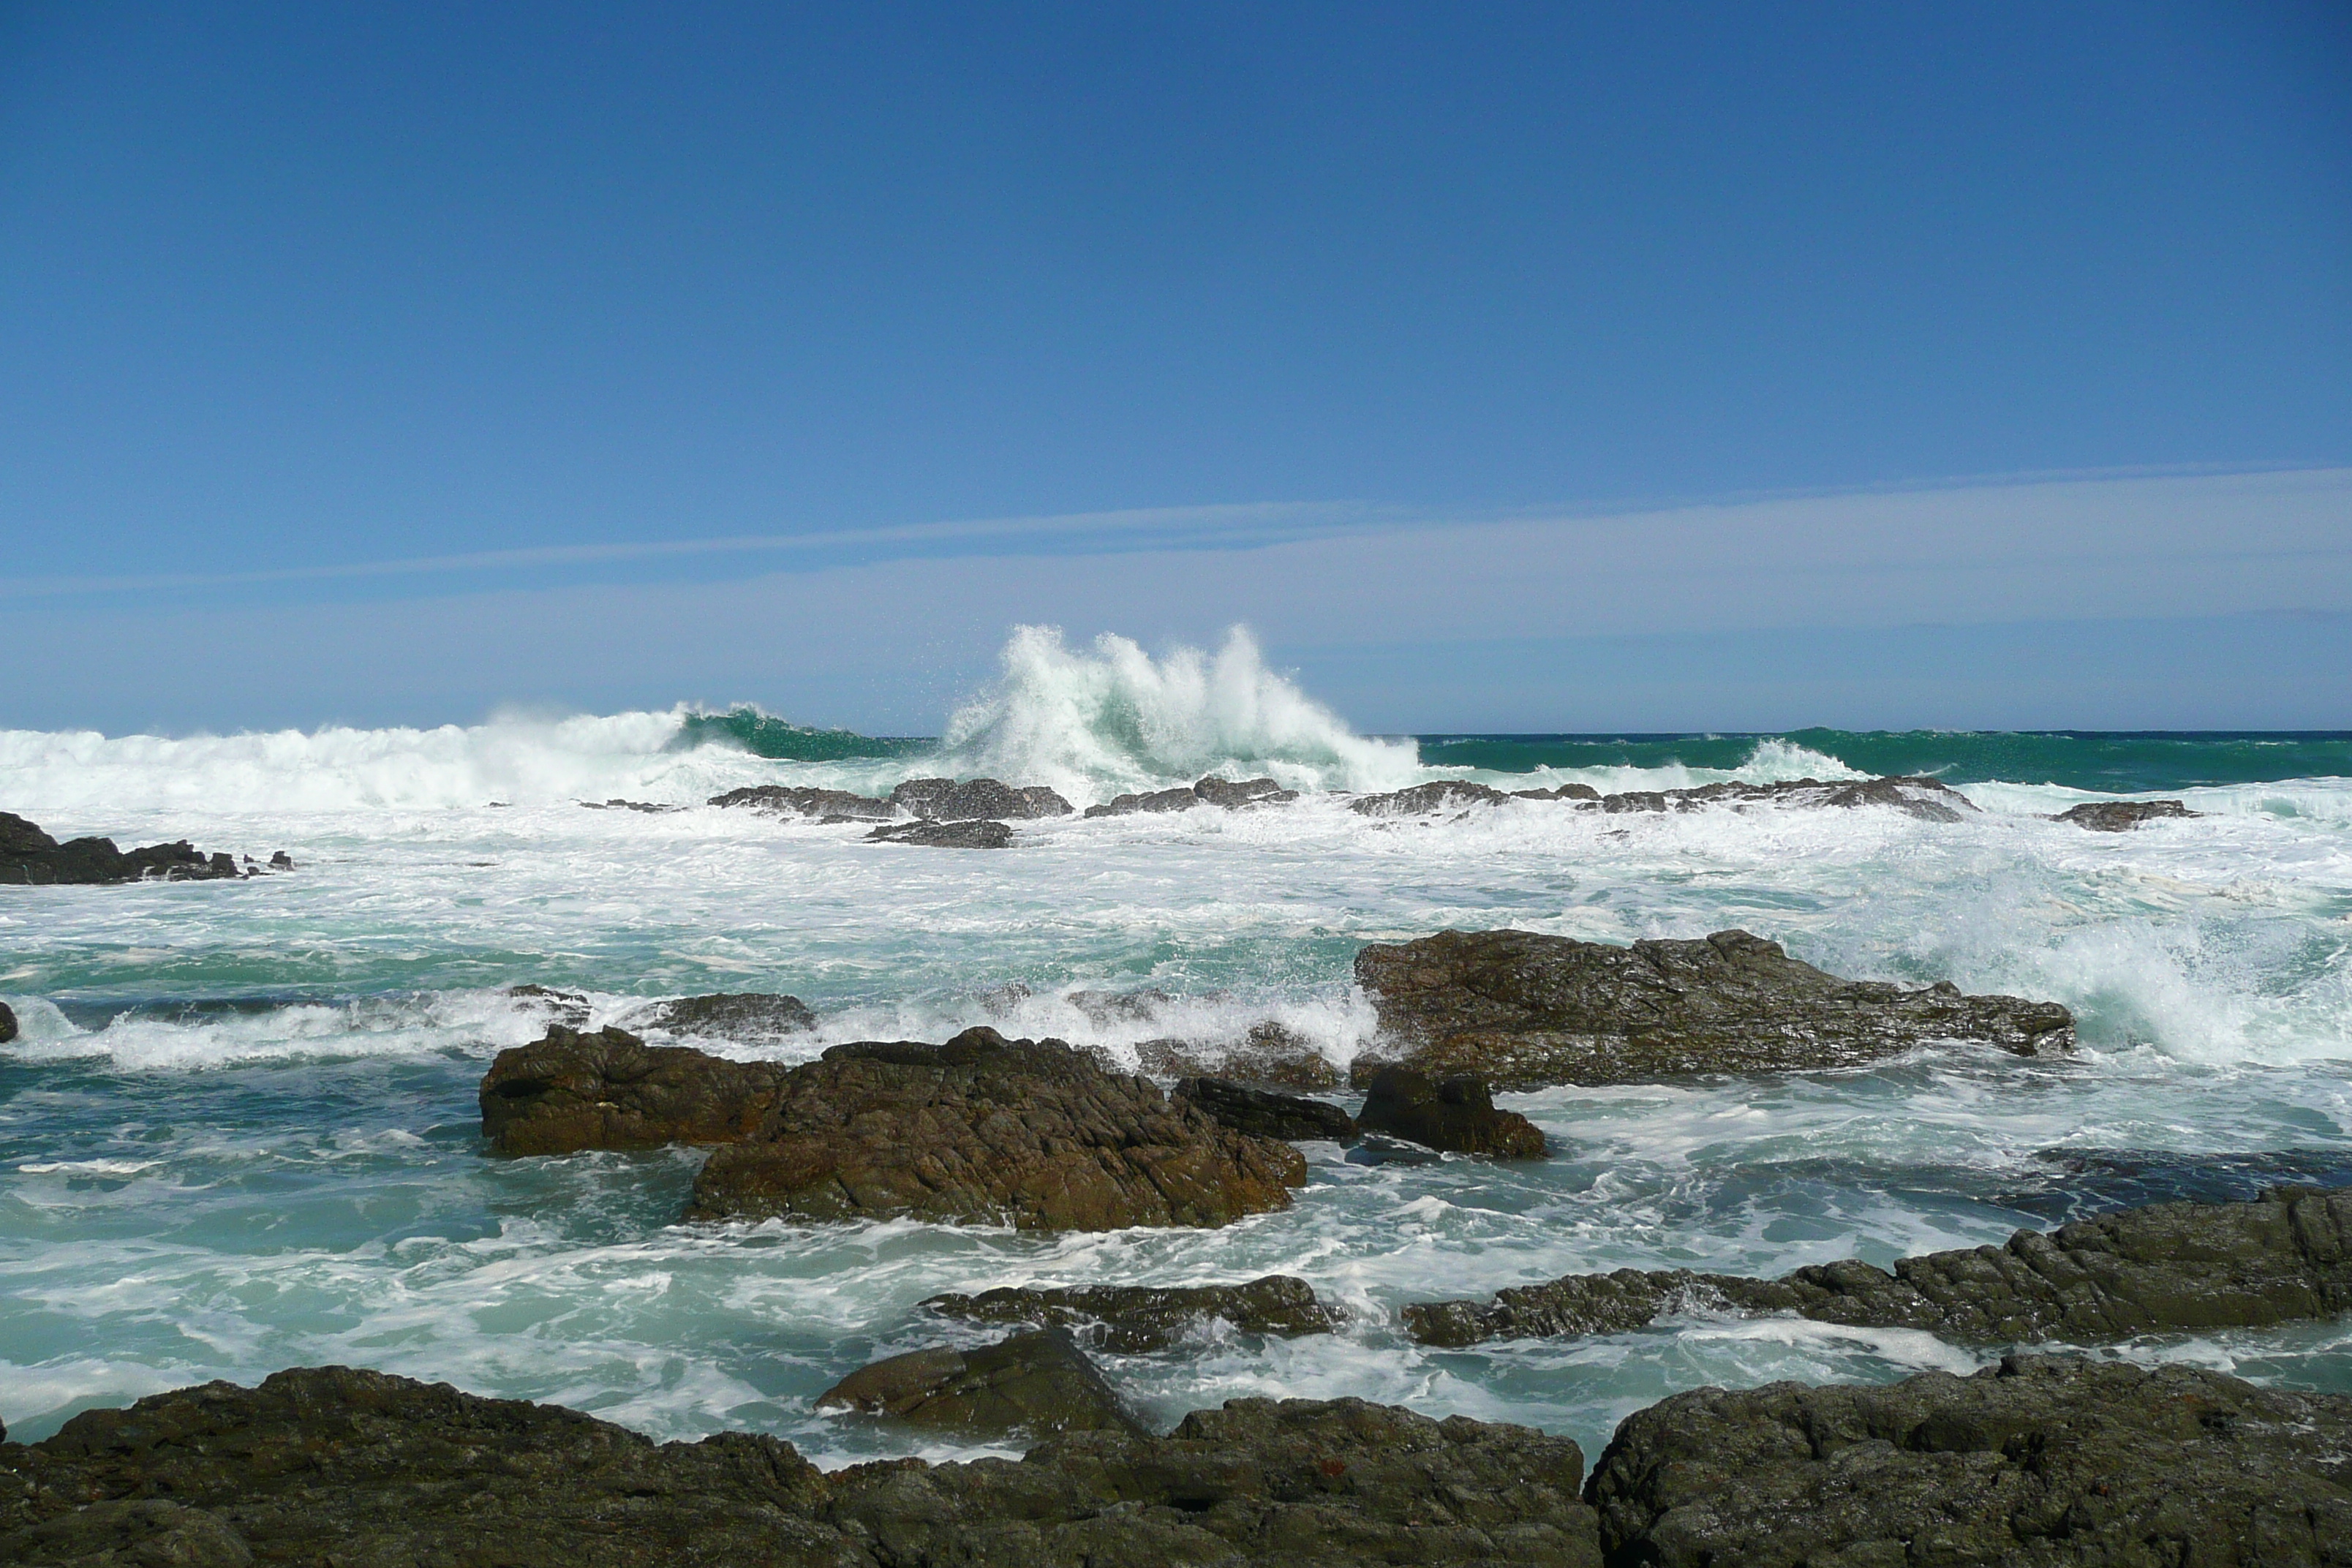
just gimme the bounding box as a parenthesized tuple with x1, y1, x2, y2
(4, 637, 2349, 1466)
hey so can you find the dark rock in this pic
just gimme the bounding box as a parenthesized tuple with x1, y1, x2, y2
(2051, 798, 2201, 831)
(0, 1001, 15, 1044)
(922, 1275, 1345, 1352)
(707, 785, 896, 818)
(1177, 1077, 1356, 1142)
(1406, 1183, 2352, 1347)
(1355, 1067, 1545, 1158)
(865, 819, 1016, 848)
(1085, 776, 1300, 817)
(579, 798, 684, 813)
(1594, 773, 1978, 822)
(1587, 1354, 2352, 1568)
(889, 777, 1072, 821)
(0, 812, 249, 885)
(480, 1025, 799, 1156)
(268, 850, 293, 870)
(816, 1330, 1142, 1439)
(1509, 783, 1602, 801)
(0, 1367, 1601, 1567)
(687, 1028, 1306, 1231)
(1354, 927, 2075, 1090)
(504, 982, 590, 1026)
(1350, 780, 1516, 815)
(642, 992, 816, 1041)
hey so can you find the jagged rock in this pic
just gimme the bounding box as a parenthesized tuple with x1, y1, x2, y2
(1405, 1183, 2352, 1347)
(505, 982, 590, 1026)
(1084, 776, 1299, 818)
(642, 992, 816, 1041)
(923, 1275, 1344, 1352)
(0, 812, 246, 885)
(0, 1002, 15, 1044)
(2051, 798, 2201, 831)
(1134, 1021, 1342, 1090)
(1509, 783, 1602, 801)
(1353, 927, 2075, 1090)
(480, 1025, 799, 1155)
(1587, 1354, 2352, 1568)
(686, 1028, 1305, 1230)
(889, 777, 1071, 821)
(268, 850, 294, 870)
(1176, 1077, 1356, 1142)
(0, 1367, 1602, 1567)
(1350, 780, 1515, 815)
(865, 819, 1015, 848)
(1355, 1067, 1545, 1158)
(707, 785, 896, 818)
(815, 1330, 1142, 1439)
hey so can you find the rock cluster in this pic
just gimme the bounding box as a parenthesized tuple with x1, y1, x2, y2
(480, 1025, 800, 1156)
(1588, 1354, 2352, 1567)
(686, 1028, 1305, 1231)
(1, 811, 262, 886)
(2051, 798, 2200, 831)
(1085, 776, 1300, 817)
(922, 1275, 1344, 1352)
(1354, 927, 2076, 1090)
(890, 777, 1072, 821)
(1406, 1183, 2352, 1346)
(0, 1368, 1602, 1567)
(815, 1330, 1143, 1438)
(1356, 1067, 1547, 1158)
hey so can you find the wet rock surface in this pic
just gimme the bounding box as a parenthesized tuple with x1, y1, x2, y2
(1, 1368, 1600, 1567)
(1176, 1077, 1357, 1142)
(1354, 927, 2075, 1090)
(1597, 773, 1977, 821)
(2051, 798, 2201, 830)
(687, 1028, 1306, 1230)
(889, 777, 1072, 821)
(815, 1330, 1142, 1438)
(1350, 780, 1515, 815)
(1084, 775, 1300, 817)
(1354, 1067, 1545, 1158)
(922, 1275, 1344, 1352)
(865, 819, 1015, 848)
(506, 982, 591, 1026)
(0, 1002, 15, 1044)
(708, 785, 895, 819)
(1137, 1025, 1343, 1089)
(480, 1025, 799, 1156)
(642, 992, 817, 1041)
(1, 811, 250, 885)
(1587, 1354, 2352, 1568)
(1406, 1183, 2352, 1347)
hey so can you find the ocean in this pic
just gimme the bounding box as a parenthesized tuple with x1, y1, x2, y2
(4, 628, 2349, 1468)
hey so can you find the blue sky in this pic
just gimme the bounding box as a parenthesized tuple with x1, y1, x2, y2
(3, 2, 2348, 732)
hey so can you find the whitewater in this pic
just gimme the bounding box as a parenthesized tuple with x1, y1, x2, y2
(4, 626, 2350, 1468)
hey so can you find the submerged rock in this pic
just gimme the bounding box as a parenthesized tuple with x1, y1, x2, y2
(1406, 1183, 2352, 1347)
(0, 1001, 14, 1044)
(0, 1367, 1601, 1567)
(706, 785, 894, 818)
(865, 819, 1015, 848)
(0, 811, 247, 885)
(1084, 775, 1300, 818)
(504, 982, 589, 1026)
(687, 1028, 1305, 1231)
(2051, 798, 2201, 831)
(1353, 927, 2075, 1090)
(479, 1024, 798, 1155)
(889, 777, 1072, 821)
(922, 1275, 1344, 1352)
(816, 1330, 1142, 1439)
(641, 991, 816, 1041)
(1588, 1354, 2352, 1568)
(1175, 1077, 1357, 1142)
(1135, 1022, 1342, 1090)
(1350, 780, 1515, 815)
(1355, 1067, 1545, 1158)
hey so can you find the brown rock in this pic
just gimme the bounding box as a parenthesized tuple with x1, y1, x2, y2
(1355, 1067, 1545, 1158)
(815, 1330, 1143, 1438)
(479, 1025, 799, 1156)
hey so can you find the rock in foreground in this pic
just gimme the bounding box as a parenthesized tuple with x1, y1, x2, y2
(1406, 1183, 2352, 1346)
(815, 1330, 1142, 1437)
(687, 1028, 1305, 1230)
(1354, 927, 2074, 1090)
(0, 1367, 1599, 1567)
(1, 811, 249, 885)
(923, 1275, 1344, 1352)
(480, 1025, 799, 1155)
(2051, 798, 2201, 831)
(1588, 1354, 2352, 1567)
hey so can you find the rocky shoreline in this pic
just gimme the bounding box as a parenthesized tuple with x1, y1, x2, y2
(1, 812, 287, 885)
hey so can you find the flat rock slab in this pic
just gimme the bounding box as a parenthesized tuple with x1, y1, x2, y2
(816, 1330, 1142, 1438)
(1, 811, 250, 885)
(866, 819, 1014, 848)
(480, 1025, 801, 1155)
(2051, 798, 2200, 830)
(1354, 927, 2075, 1090)
(687, 1028, 1305, 1230)
(1588, 1354, 2352, 1567)
(1, 1368, 1600, 1567)
(1176, 1077, 1357, 1142)
(1407, 1183, 2352, 1346)
(923, 1274, 1344, 1352)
